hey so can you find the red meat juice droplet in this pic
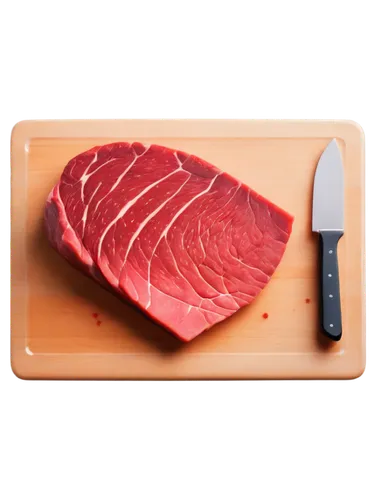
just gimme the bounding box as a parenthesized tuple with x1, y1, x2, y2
(96, 320, 102, 326)
(262, 313, 269, 319)
(92, 313, 99, 318)
(305, 298, 311, 304)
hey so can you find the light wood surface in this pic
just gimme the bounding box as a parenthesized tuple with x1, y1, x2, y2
(11, 120, 365, 379)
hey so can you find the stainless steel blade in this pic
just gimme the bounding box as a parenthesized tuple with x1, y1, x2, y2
(312, 139, 344, 232)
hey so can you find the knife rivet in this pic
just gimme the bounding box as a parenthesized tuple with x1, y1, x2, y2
(328, 274, 332, 277)
(329, 294, 333, 298)
(329, 250, 333, 254)
(330, 324, 334, 327)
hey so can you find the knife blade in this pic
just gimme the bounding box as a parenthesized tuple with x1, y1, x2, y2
(312, 139, 344, 341)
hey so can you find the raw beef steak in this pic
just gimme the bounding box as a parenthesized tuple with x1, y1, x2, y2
(45, 142, 293, 341)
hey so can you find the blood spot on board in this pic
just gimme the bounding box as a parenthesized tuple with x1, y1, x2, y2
(96, 320, 102, 326)
(305, 298, 311, 304)
(92, 312, 99, 318)
(262, 313, 269, 319)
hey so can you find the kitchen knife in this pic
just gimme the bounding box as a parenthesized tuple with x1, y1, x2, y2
(312, 139, 344, 341)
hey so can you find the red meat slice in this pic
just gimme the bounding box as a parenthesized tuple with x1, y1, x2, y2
(45, 142, 293, 341)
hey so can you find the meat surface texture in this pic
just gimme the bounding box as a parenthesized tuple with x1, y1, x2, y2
(45, 142, 294, 341)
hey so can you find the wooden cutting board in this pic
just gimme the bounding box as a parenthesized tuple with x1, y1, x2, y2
(11, 120, 365, 379)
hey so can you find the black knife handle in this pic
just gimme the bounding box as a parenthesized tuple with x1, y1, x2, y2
(319, 230, 343, 341)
